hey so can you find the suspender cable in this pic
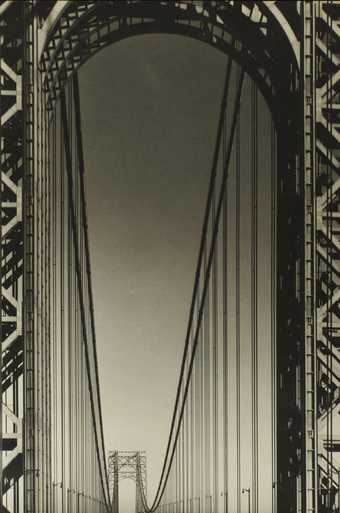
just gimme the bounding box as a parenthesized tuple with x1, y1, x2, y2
(235, 96, 241, 513)
(271, 118, 277, 513)
(251, 80, 259, 513)
(67, 79, 73, 509)
(39, 60, 45, 513)
(185, 370, 189, 511)
(222, 108, 229, 513)
(46, 78, 52, 513)
(204, 244, 211, 513)
(73, 84, 77, 510)
(196, 288, 202, 513)
(189, 341, 194, 513)
(177, 410, 180, 510)
(199, 294, 203, 513)
(60, 96, 66, 513)
(52, 107, 57, 512)
(74, 99, 79, 508)
(212, 174, 219, 513)
(37, 40, 43, 511)
(45, 71, 51, 513)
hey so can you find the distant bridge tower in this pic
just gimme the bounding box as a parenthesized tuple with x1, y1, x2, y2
(108, 451, 147, 513)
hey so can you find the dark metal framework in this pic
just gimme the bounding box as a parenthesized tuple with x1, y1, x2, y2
(108, 451, 147, 513)
(0, 1, 338, 513)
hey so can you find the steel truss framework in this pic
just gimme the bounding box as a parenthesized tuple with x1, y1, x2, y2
(108, 451, 147, 513)
(0, 1, 338, 513)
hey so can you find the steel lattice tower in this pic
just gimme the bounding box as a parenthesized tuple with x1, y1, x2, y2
(108, 451, 147, 513)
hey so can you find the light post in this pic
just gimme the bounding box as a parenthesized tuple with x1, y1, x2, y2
(206, 495, 212, 513)
(52, 482, 62, 512)
(77, 491, 84, 513)
(196, 496, 201, 513)
(220, 491, 228, 513)
(67, 488, 71, 512)
(241, 488, 250, 513)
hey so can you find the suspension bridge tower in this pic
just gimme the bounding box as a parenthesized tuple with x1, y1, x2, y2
(108, 451, 147, 513)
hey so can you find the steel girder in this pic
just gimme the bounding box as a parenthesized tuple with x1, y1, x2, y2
(0, 2, 50, 511)
(313, 2, 340, 512)
(37, 1, 299, 122)
(0, 3, 24, 512)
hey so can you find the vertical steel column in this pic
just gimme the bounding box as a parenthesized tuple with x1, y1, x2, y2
(0, 3, 24, 513)
(108, 451, 147, 513)
(23, 3, 37, 512)
(113, 452, 119, 513)
(302, 3, 317, 513)
(314, 0, 340, 510)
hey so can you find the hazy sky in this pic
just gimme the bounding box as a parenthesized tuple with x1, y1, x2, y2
(78, 34, 227, 512)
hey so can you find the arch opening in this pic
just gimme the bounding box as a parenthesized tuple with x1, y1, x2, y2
(36, 3, 303, 513)
(72, 33, 277, 513)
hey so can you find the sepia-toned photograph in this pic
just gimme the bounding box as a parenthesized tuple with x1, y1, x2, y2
(0, 1, 337, 513)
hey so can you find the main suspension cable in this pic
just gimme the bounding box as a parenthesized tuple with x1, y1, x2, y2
(73, 73, 111, 503)
(141, 68, 245, 513)
(60, 87, 110, 510)
(146, 56, 234, 510)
